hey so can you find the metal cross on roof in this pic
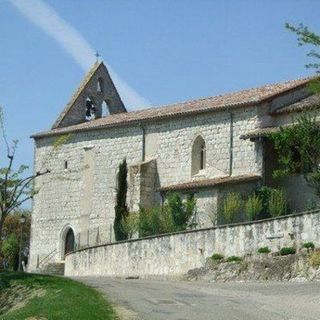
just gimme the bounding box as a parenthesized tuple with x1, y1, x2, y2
(95, 51, 101, 62)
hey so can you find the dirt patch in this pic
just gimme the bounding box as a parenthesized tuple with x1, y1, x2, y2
(185, 251, 320, 282)
(0, 282, 46, 316)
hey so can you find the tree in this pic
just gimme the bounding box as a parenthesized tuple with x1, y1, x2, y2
(1, 211, 31, 269)
(267, 24, 320, 197)
(285, 23, 320, 92)
(269, 114, 320, 196)
(114, 159, 129, 241)
(2, 233, 19, 270)
(0, 107, 50, 243)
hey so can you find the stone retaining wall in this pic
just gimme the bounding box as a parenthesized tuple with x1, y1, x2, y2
(65, 210, 320, 278)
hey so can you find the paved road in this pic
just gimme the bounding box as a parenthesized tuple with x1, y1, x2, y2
(73, 277, 320, 320)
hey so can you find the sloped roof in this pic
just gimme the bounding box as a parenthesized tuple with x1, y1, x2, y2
(271, 93, 320, 115)
(32, 77, 311, 139)
(157, 174, 261, 192)
(240, 127, 281, 140)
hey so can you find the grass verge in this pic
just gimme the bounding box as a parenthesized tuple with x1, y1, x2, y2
(0, 272, 117, 320)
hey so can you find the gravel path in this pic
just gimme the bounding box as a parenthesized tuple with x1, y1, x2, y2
(73, 277, 320, 320)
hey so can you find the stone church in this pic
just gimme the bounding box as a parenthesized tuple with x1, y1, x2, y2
(28, 62, 319, 271)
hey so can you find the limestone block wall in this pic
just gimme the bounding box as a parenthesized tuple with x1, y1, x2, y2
(65, 210, 320, 278)
(28, 126, 142, 271)
(30, 105, 262, 271)
(144, 106, 261, 187)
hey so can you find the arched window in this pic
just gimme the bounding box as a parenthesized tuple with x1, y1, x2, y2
(97, 77, 104, 93)
(85, 97, 96, 121)
(191, 135, 206, 175)
(101, 101, 110, 117)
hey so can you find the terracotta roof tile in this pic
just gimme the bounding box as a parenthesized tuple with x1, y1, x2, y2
(157, 174, 261, 192)
(32, 77, 311, 139)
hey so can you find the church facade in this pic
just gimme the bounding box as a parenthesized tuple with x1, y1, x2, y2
(28, 62, 319, 271)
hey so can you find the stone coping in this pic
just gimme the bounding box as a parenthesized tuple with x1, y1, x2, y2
(66, 209, 320, 257)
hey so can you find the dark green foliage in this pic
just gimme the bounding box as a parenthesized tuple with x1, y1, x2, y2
(279, 247, 296, 256)
(226, 256, 242, 263)
(257, 246, 271, 254)
(255, 186, 273, 218)
(167, 193, 196, 231)
(211, 253, 224, 261)
(138, 206, 175, 238)
(302, 242, 315, 250)
(114, 159, 129, 241)
(269, 115, 320, 197)
(1, 234, 19, 270)
(137, 193, 197, 237)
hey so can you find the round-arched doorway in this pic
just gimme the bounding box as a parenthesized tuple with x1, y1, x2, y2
(64, 228, 75, 257)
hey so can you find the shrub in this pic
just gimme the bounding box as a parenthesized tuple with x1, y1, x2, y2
(245, 194, 262, 221)
(222, 193, 242, 224)
(255, 186, 273, 218)
(257, 246, 271, 254)
(226, 256, 242, 263)
(211, 253, 224, 261)
(269, 189, 287, 217)
(279, 247, 296, 256)
(121, 212, 139, 239)
(302, 242, 315, 250)
(2, 233, 19, 270)
(167, 193, 196, 231)
(138, 205, 176, 237)
(310, 252, 320, 267)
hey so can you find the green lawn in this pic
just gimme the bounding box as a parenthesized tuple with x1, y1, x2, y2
(0, 272, 117, 320)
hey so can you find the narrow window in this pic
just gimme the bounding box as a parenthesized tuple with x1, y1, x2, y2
(64, 160, 68, 170)
(200, 144, 205, 170)
(191, 135, 206, 175)
(97, 78, 104, 93)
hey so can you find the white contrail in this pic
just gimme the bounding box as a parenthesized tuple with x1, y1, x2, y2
(9, 0, 150, 110)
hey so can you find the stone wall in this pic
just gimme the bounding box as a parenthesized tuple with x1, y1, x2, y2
(65, 210, 320, 278)
(29, 105, 261, 272)
(28, 126, 143, 271)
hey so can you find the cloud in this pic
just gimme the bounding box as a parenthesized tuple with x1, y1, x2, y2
(9, 0, 150, 110)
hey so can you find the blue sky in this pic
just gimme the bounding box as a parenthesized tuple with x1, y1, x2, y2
(0, 0, 320, 180)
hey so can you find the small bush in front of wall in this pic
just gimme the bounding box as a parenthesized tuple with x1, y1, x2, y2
(245, 194, 262, 221)
(211, 253, 224, 261)
(255, 186, 273, 218)
(257, 246, 271, 254)
(226, 256, 243, 263)
(222, 193, 242, 224)
(269, 189, 287, 218)
(302, 242, 315, 250)
(121, 212, 139, 239)
(279, 247, 296, 256)
(310, 252, 320, 267)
